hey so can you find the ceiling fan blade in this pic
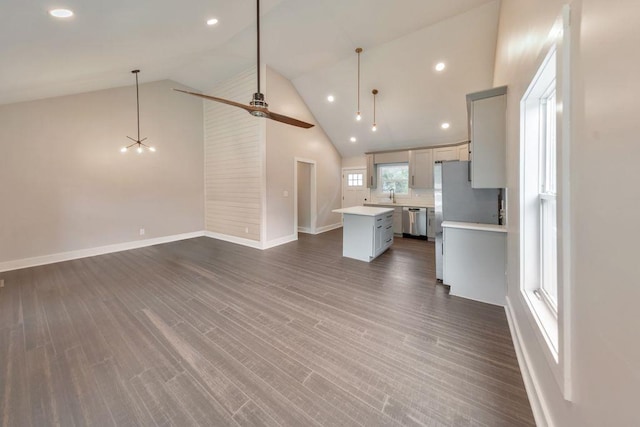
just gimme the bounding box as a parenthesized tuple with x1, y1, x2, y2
(266, 110, 315, 129)
(173, 89, 259, 113)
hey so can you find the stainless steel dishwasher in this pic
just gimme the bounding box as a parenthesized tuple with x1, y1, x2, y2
(402, 207, 427, 238)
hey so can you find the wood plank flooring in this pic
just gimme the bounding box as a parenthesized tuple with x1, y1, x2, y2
(0, 230, 535, 426)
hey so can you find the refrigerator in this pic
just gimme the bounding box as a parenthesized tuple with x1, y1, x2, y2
(434, 161, 500, 281)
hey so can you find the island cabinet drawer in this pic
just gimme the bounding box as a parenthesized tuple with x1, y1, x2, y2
(383, 227, 394, 245)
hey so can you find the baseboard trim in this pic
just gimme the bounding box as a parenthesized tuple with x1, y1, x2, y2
(0, 231, 206, 273)
(314, 223, 342, 234)
(203, 231, 263, 250)
(505, 296, 553, 427)
(263, 234, 297, 249)
(298, 227, 313, 234)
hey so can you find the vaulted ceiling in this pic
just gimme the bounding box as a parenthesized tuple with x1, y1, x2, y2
(0, 0, 500, 157)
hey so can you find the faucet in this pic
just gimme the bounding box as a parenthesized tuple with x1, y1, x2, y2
(389, 188, 395, 203)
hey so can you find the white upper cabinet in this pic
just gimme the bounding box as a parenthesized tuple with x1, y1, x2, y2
(408, 149, 433, 189)
(433, 146, 459, 162)
(467, 86, 507, 188)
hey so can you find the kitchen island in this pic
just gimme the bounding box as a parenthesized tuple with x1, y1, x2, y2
(332, 206, 394, 262)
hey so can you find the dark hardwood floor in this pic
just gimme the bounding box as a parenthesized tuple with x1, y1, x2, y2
(0, 229, 535, 426)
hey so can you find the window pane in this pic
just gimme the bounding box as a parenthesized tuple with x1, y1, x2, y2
(379, 164, 409, 194)
(541, 197, 558, 308)
(545, 89, 557, 193)
(539, 81, 557, 310)
(347, 173, 363, 187)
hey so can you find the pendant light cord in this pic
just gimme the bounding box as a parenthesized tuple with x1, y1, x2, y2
(372, 89, 378, 130)
(135, 70, 140, 142)
(357, 50, 360, 113)
(356, 48, 362, 116)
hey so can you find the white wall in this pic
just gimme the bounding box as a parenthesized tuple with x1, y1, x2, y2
(342, 155, 367, 169)
(0, 80, 204, 265)
(204, 67, 263, 242)
(265, 67, 342, 241)
(494, 0, 640, 425)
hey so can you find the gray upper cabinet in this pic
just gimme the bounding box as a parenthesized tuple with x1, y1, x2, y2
(408, 149, 433, 189)
(467, 86, 507, 188)
(366, 153, 376, 188)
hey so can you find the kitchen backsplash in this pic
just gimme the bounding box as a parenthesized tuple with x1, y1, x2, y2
(370, 189, 434, 206)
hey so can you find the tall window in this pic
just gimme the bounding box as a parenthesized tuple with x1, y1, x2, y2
(520, 45, 559, 355)
(378, 164, 409, 194)
(520, 6, 572, 399)
(540, 86, 557, 310)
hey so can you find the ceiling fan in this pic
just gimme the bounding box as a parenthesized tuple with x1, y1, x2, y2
(174, 0, 314, 129)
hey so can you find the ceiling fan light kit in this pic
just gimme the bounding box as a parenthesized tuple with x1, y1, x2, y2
(121, 70, 156, 154)
(174, 0, 313, 129)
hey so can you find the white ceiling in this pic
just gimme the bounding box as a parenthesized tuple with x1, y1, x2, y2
(0, 0, 501, 157)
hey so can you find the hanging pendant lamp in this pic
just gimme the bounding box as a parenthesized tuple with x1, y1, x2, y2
(121, 70, 155, 154)
(355, 48, 363, 121)
(371, 89, 378, 132)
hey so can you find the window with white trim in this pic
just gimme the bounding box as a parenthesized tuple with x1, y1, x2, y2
(378, 163, 409, 195)
(520, 45, 559, 355)
(520, 6, 572, 400)
(347, 173, 364, 187)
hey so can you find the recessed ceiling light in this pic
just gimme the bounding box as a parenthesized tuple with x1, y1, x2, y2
(327, 95, 335, 102)
(435, 62, 446, 72)
(441, 122, 450, 129)
(206, 18, 219, 26)
(49, 9, 74, 18)
(350, 137, 357, 142)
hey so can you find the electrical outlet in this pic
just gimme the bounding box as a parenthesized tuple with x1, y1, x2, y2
(139, 228, 145, 236)
(0, 279, 4, 288)
(245, 227, 249, 234)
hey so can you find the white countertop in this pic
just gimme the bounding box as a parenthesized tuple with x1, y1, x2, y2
(333, 206, 394, 216)
(442, 221, 507, 233)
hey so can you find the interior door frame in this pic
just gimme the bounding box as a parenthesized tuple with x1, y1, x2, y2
(341, 167, 368, 209)
(293, 157, 317, 237)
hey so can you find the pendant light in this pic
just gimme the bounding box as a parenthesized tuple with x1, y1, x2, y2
(355, 48, 363, 121)
(120, 70, 156, 154)
(371, 89, 378, 132)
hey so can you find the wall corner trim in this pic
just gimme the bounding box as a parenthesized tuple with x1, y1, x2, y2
(0, 231, 206, 273)
(204, 231, 298, 250)
(203, 231, 264, 250)
(314, 223, 343, 235)
(263, 234, 298, 249)
(505, 296, 554, 427)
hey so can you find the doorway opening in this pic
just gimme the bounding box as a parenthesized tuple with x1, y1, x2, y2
(294, 158, 317, 236)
